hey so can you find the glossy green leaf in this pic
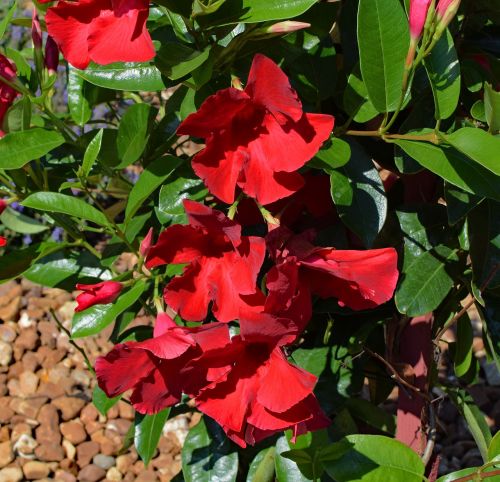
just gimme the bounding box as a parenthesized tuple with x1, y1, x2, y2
(93, 386, 121, 416)
(488, 431, 500, 461)
(485, 83, 500, 133)
(5, 96, 31, 133)
(436, 468, 479, 482)
(454, 313, 474, 378)
(246, 447, 276, 482)
(0, 207, 48, 234)
(80, 129, 103, 179)
(310, 138, 351, 172)
(182, 416, 238, 482)
(357, 0, 410, 112)
(156, 44, 210, 81)
(0, 245, 40, 282)
(275, 435, 312, 482)
(444, 128, 500, 176)
(343, 65, 379, 123)
(323, 434, 425, 482)
(125, 156, 182, 222)
(68, 68, 92, 126)
(471, 100, 486, 122)
(330, 140, 387, 248)
(76, 62, 165, 91)
(444, 183, 482, 226)
(135, 408, 171, 465)
(72, 279, 147, 338)
(22, 192, 111, 228)
(0, 1, 16, 40)
(117, 103, 154, 166)
(424, 30, 461, 120)
(345, 398, 396, 434)
(394, 138, 500, 202)
(0, 129, 65, 169)
(199, 0, 317, 26)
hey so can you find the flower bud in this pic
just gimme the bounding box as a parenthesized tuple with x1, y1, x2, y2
(409, 0, 432, 40)
(266, 21, 311, 34)
(44, 36, 59, 75)
(436, 0, 461, 30)
(32, 9, 43, 50)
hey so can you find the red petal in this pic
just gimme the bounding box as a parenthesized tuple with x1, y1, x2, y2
(301, 247, 399, 310)
(177, 88, 252, 138)
(239, 311, 297, 346)
(0, 236, 6, 248)
(245, 54, 303, 122)
(153, 312, 177, 338)
(95, 344, 154, 398)
(139, 328, 196, 359)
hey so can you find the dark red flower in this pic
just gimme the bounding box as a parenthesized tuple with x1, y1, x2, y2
(195, 311, 329, 448)
(0, 54, 18, 136)
(75, 281, 123, 312)
(45, 0, 155, 70)
(177, 54, 334, 205)
(267, 227, 399, 311)
(96, 313, 231, 414)
(0, 200, 7, 215)
(145, 200, 266, 323)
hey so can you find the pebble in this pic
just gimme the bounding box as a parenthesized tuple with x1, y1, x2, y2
(19, 371, 39, 396)
(0, 442, 13, 468)
(10, 422, 31, 442)
(54, 470, 77, 482)
(60, 421, 87, 445)
(35, 442, 65, 462)
(22, 461, 50, 480)
(0, 325, 16, 343)
(52, 397, 86, 421)
(13, 433, 37, 457)
(0, 341, 12, 367)
(0, 467, 23, 482)
(77, 464, 105, 482)
(77, 441, 100, 467)
(36, 404, 61, 444)
(106, 467, 123, 481)
(18, 312, 34, 329)
(62, 440, 76, 461)
(93, 454, 115, 470)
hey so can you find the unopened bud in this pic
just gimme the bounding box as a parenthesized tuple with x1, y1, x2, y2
(436, 0, 461, 30)
(266, 21, 311, 34)
(31, 9, 43, 50)
(409, 0, 432, 40)
(45, 36, 59, 75)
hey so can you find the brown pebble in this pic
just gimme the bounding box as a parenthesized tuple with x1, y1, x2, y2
(36, 404, 61, 445)
(60, 421, 87, 445)
(53, 397, 86, 421)
(22, 352, 39, 373)
(11, 423, 31, 442)
(80, 405, 99, 424)
(105, 419, 130, 436)
(117, 401, 134, 421)
(77, 464, 105, 482)
(0, 325, 16, 343)
(0, 466, 23, 482)
(76, 441, 100, 467)
(22, 461, 50, 480)
(135, 470, 158, 482)
(54, 469, 77, 482)
(0, 441, 14, 468)
(10, 396, 48, 419)
(0, 426, 9, 443)
(14, 328, 38, 352)
(35, 443, 65, 462)
(19, 371, 39, 396)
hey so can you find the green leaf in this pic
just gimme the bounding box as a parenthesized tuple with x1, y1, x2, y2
(310, 138, 351, 172)
(275, 435, 312, 482)
(318, 440, 355, 462)
(0, 129, 65, 169)
(182, 416, 238, 482)
(330, 140, 387, 248)
(199, 0, 317, 26)
(80, 129, 103, 179)
(471, 100, 486, 122)
(444, 184, 482, 226)
(117, 103, 154, 166)
(485, 83, 500, 133)
(424, 30, 461, 120)
(0, 1, 17, 41)
(0, 245, 40, 282)
(156, 44, 210, 81)
(357, 0, 410, 112)
(22, 192, 111, 228)
(444, 128, 500, 176)
(246, 447, 276, 482)
(488, 431, 500, 461)
(135, 408, 171, 465)
(5, 96, 31, 133)
(394, 138, 500, 202)
(71, 280, 147, 338)
(68, 68, 92, 126)
(125, 156, 182, 222)
(447, 388, 492, 463)
(454, 313, 474, 378)
(343, 65, 379, 123)
(436, 468, 479, 482)
(345, 398, 396, 434)
(0, 207, 48, 234)
(323, 434, 425, 482)
(93, 386, 121, 416)
(76, 62, 165, 91)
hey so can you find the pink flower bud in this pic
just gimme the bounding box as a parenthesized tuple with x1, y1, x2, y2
(140, 228, 154, 257)
(32, 9, 43, 50)
(266, 21, 311, 34)
(409, 0, 432, 39)
(436, 0, 461, 27)
(45, 36, 59, 75)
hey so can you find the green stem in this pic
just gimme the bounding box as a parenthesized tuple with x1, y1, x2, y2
(227, 192, 244, 220)
(344, 130, 439, 143)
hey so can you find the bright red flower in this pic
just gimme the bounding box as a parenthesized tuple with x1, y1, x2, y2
(409, 0, 432, 39)
(0, 54, 18, 136)
(45, 0, 155, 70)
(177, 54, 334, 205)
(267, 227, 399, 311)
(96, 313, 231, 414)
(195, 311, 329, 447)
(145, 200, 266, 323)
(0, 236, 6, 248)
(75, 280, 123, 312)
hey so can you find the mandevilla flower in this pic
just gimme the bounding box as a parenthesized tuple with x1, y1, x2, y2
(0, 54, 18, 136)
(96, 313, 231, 414)
(409, 0, 432, 40)
(45, 0, 155, 70)
(267, 227, 399, 311)
(45, 36, 60, 75)
(75, 281, 123, 312)
(0, 237, 6, 248)
(146, 200, 265, 323)
(195, 311, 329, 448)
(177, 54, 334, 205)
(436, 0, 461, 30)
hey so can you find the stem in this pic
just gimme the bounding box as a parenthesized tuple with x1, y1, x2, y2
(344, 130, 439, 143)
(227, 192, 244, 220)
(451, 469, 500, 482)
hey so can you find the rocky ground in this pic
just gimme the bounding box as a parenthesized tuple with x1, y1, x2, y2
(0, 279, 499, 481)
(0, 279, 195, 482)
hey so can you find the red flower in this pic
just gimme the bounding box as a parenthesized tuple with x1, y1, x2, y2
(0, 54, 18, 136)
(195, 311, 329, 447)
(0, 200, 7, 215)
(177, 54, 334, 205)
(75, 281, 123, 312)
(96, 313, 231, 414)
(267, 227, 399, 311)
(45, 0, 155, 70)
(145, 200, 265, 323)
(0, 236, 6, 247)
